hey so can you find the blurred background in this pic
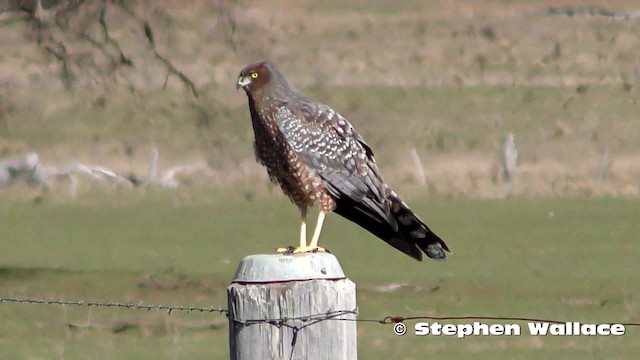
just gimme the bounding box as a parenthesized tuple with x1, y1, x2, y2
(0, 1, 639, 359)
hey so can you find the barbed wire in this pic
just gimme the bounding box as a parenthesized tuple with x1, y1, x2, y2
(231, 308, 360, 360)
(4, 294, 638, 360)
(233, 309, 357, 327)
(0, 297, 227, 315)
(2, 296, 639, 328)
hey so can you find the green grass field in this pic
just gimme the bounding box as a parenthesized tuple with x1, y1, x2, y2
(1, 190, 638, 359)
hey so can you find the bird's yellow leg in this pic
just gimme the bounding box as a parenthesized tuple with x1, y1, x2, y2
(278, 210, 327, 254)
(277, 207, 309, 253)
(299, 207, 307, 248)
(302, 211, 326, 252)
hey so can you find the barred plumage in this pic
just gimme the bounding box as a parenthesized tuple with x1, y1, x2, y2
(237, 61, 450, 261)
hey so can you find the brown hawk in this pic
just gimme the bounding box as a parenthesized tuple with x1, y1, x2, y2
(237, 61, 450, 261)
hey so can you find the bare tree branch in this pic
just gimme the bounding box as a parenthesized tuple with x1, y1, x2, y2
(142, 19, 199, 98)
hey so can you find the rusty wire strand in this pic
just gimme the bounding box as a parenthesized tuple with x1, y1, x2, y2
(2, 296, 639, 328)
(0, 297, 227, 315)
(231, 309, 358, 326)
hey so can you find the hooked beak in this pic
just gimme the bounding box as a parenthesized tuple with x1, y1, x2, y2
(236, 75, 251, 91)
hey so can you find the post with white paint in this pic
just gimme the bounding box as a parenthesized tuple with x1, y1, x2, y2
(227, 253, 357, 360)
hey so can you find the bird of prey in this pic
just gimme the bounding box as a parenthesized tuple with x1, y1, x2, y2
(237, 61, 450, 261)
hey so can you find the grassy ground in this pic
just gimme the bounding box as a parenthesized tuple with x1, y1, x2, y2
(0, 190, 638, 359)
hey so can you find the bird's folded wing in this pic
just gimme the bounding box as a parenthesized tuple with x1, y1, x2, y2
(275, 102, 394, 224)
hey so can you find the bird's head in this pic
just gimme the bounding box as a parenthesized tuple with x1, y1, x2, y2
(237, 61, 274, 92)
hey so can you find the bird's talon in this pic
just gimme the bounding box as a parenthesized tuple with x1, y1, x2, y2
(292, 246, 326, 254)
(276, 246, 296, 255)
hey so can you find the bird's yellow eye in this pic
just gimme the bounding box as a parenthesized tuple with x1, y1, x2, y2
(251, 72, 259, 79)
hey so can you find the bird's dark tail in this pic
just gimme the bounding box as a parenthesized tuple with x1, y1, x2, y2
(333, 192, 450, 261)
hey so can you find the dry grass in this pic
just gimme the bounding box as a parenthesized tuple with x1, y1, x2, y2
(0, 0, 639, 198)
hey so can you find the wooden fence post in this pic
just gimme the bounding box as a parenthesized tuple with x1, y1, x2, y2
(227, 253, 357, 360)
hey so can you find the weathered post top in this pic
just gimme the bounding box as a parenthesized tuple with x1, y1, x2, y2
(232, 253, 346, 283)
(228, 253, 357, 360)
